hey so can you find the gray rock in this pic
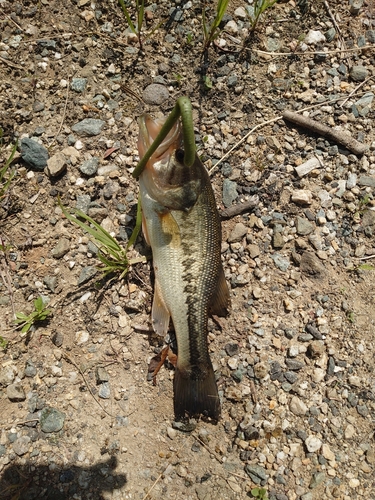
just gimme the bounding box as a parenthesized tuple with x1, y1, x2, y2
(71, 78, 87, 93)
(325, 28, 336, 42)
(245, 464, 268, 484)
(366, 29, 375, 43)
(284, 371, 298, 384)
(357, 404, 369, 417)
(0, 365, 17, 387)
(51, 331, 64, 347)
(358, 175, 375, 188)
(296, 216, 314, 235)
(142, 84, 169, 105)
(33, 101, 45, 112)
(349, 65, 368, 82)
(362, 210, 375, 237)
(265, 37, 281, 52)
(352, 92, 374, 117)
(227, 75, 238, 87)
(13, 436, 31, 456)
(270, 253, 290, 272)
(309, 472, 326, 489)
(79, 157, 99, 176)
(87, 241, 99, 255)
(300, 252, 326, 278)
(301, 494, 313, 500)
(37, 39, 57, 50)
(96, 366, 109, 383)
(40, 407, 66, 432)
(46, 152, 67, 177)
(228, 222, 247, 242)
(43, 275, 57, 292)
(346, 173, 357, 189)
(71, 118, 106, 136)
(273, 231, 284, 249)
(285, 359, 305, 371)
(76, 194, 91, 213)
(52, 238, 70, 259)
(20, 138, 49, 171)
(9, 35, 22, 48)
(222, 179, 238, 207)
(248, 244, 261, 259)
(0, 444, 6, 457)
(349, 0, 364, 15)
(225, 343, 239, 356)
(25, 359, 37, 377)
(7, 383, 26, 402)
(78, 266, 97, 285)
(98, 382, 111, 399)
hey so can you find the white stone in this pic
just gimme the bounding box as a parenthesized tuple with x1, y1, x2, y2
(225, 20, 239, 34)
(322, 443, 335, 461)
(304, 30, 326, 45)
(305, 435, 322, 453)
(312, 368, 325, 383)
(349, 478, 360, 488)
(234, 6, 247, 19)
(167, 427, 177, 440)
(289, 396, 308, 416)
(345, 424, 355, 439)
(348, 375, 361, 387)
(75, 330, 89, 344)
(291, 189, 312, 205)
(295, 157, 321, 177)
(228, 357, 239, 370)
(288, 345, 299, 357)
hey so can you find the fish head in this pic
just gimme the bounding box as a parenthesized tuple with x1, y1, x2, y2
(138, 114, 201, 210)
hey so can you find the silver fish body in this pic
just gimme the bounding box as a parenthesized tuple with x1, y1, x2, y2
(138, 114, 230, 420)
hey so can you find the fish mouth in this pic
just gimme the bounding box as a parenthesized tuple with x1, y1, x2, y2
(138, 114, 182, 165)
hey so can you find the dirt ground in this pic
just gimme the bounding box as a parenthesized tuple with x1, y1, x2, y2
(1, 1, 375, 499)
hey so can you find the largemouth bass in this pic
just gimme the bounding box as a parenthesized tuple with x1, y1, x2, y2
(138, 114, 230, 421)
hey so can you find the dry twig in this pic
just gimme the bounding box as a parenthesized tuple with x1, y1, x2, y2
(252, 45, 374, 57)
(0, 56, 23, 70)
(219, 196, 259, 219)
(282, 110, 368, 155)
(339, 75, 375, 108)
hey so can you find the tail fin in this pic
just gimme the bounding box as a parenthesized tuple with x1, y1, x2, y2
(173, 364, 220, 421)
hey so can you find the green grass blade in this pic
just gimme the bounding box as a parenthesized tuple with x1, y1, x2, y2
(59, 199, 125, 257)
(118, 0, 137, 34)
(126, 196, 142, 250)
(137, 0, 144, 33)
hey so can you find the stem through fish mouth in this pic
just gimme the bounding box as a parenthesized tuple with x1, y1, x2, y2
(133, 96, 196, 178)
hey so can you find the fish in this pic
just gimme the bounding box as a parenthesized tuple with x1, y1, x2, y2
(137, 113, 230, 421)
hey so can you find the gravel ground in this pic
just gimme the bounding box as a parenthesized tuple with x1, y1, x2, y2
(1, 0, 375, 499)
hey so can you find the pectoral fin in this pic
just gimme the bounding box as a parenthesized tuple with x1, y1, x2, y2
(209, 266, 230, 317)
(152, 278, 170, 336)
(158, 211, 181, 248)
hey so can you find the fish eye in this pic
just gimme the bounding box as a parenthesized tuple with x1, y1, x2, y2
(175, 149, 185, 163)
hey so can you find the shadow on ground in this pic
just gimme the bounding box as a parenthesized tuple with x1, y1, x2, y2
(0, 456, 127, 500)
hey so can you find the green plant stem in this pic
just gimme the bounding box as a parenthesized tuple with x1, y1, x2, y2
(132, 96, 196, 178)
